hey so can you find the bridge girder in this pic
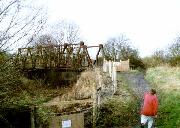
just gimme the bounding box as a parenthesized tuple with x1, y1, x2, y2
(14, 42, 104, 71)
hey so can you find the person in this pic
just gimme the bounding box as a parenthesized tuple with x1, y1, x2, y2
(140, 89, 158, 128)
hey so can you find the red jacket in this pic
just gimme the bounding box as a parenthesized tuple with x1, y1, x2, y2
(141, 92, 158, 116)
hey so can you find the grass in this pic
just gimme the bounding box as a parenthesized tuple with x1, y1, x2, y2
(145, 66, 180, 127)
(96, 71, 140, 127)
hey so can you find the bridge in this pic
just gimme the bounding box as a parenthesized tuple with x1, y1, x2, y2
(14, 41, 104, 71)
(14, 41, 104, 85)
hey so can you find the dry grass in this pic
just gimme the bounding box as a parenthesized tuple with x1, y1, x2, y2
(43, 69, 99, 114)
(146, 66, 180, 91)
(58, 69, 99, 101)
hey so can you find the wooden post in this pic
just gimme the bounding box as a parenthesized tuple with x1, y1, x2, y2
(92, 82, 97, 128)
(97, 69, 102, 105)
(31, 106, 35, 128)
(93, 68, 103, 128)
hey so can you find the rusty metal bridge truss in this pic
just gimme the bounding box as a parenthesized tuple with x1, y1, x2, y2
(14, 42, 104, 71)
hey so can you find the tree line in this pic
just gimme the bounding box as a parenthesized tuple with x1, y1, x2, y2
(103, 34, 180, 69)
(143, 37, 180, 67)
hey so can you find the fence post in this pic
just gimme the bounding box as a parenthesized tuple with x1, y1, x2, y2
(93, 68, 103, 128)
(109, 61, 112, 77)
(103, 59, 107, 72)
(92, 82, 96, 128)
(112, 65, 117, 93)
(31, 106, 35, 128)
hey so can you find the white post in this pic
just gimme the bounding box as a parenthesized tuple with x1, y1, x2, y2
(119, 59, 122, 71)
(112, 62, 114, 81)
(113, 66, 117, 93)
(103, 58, 107, 72)
(109, 61, 112, 77)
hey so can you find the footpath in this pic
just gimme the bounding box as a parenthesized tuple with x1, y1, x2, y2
(116, 71, 152, 128)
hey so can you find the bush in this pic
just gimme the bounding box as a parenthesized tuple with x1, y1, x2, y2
(0, 52, 23, 107)
(169, 56, 180, 66)
(129, 55, 147, 71)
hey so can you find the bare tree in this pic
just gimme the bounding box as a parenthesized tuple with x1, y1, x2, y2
(168, 37, 180, 57)
(26, 20, 81, 48)
(104, 34, 137, 61)
(28, 34, 58, 47)
(43, 20, 81, 44)
(0, 0, 47, 51)
(104, 34, 146, 70)
(167, 36, 180, 66)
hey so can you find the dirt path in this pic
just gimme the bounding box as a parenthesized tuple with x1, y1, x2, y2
(120, 71, 151, 101)
(117, 71, 152, 128)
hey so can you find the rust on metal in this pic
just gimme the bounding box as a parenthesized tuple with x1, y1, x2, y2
(14, 42, 104, 71)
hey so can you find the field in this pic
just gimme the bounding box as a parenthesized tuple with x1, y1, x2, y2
(145, 66, 180, 127)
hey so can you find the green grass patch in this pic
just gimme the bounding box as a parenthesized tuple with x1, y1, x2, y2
(145, 66, 180, 127)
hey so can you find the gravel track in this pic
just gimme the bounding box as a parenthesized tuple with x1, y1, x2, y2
(120, 72, 151, 101)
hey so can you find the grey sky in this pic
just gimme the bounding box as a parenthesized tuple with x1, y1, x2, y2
(38, 0, 180, 57)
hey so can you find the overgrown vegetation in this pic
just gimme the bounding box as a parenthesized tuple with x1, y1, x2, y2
(145, 67, 180, 127)
(96, 72, 140, 127)
(0, 64, 64, 108)
(97, 97, 139, 127)
(0, 52, 69, 127)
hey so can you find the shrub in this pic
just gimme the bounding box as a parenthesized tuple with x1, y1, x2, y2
(129, 55, 146, 71)
(169, 56, 180, 66)
(0, 52, 23, 107)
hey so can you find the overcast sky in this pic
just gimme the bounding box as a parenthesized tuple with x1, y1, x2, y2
(38, 0, 180, 57)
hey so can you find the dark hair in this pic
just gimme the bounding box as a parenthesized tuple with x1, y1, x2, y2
(150, 89, 156, 95)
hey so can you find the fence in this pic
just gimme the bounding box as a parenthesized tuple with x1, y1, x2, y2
(116, 59, 130, 72)
(102, 59, 130, 93)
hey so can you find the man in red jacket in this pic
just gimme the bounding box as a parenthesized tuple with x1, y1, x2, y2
(140, 89, 158, 128)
